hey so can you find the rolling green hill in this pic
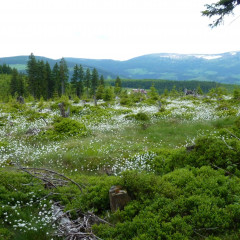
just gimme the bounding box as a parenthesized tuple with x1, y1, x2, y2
(1, 51, 240, 84)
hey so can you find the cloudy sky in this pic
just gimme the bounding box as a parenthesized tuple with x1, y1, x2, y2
(1, 0, 240, 60)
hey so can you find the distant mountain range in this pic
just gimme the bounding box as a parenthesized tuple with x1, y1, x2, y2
(1, 51, 240, 84)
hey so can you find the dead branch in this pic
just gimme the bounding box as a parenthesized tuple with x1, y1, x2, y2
(225, 129, 240, 141)
(40, 116, 48, 125)
(52, 204, 109, 240)
(18, 166, 85, 192)
(210, 163, 237, 177)
(17, 165, 57, 189)
(221, 137, 235, 150)
(13, 163, 109, 239)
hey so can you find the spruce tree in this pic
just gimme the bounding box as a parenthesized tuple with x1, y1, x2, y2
(59, 58, 69, 95)
(84, 68, 91, 98)
(99, 75, 105, 86)
(115, 76, 122, 88)
(149, 84, 159, 100)
(52, 63, 60, 96)
(17, 74, 25, 96)
(202, 0, 240, 27)
(45, 62, 52, 99)
(114, 76, 122, 95)
(37, 60, 46, 99)
(91, 68, 99, 96)
(27, 53, 37, 98)
(71, 64, 79, 96)
(10, 68, 19, 96)
(96, 85, 105, 100)
(77, 65, 84, 98)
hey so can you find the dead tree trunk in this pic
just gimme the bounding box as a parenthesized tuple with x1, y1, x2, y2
(58, 102, 70, 118)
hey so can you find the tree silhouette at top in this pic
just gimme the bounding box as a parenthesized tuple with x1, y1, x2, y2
(202, 0, 240, 27)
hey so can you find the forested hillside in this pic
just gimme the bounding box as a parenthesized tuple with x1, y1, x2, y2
(0, 53, 235, 103)
(1, 51, 240, 84)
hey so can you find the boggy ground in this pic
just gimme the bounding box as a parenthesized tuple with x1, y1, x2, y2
(1, 94, 240, 239)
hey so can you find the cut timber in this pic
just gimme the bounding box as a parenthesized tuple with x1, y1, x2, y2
(109, 186, 130, 212)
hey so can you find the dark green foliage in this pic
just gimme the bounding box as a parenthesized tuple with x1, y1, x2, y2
(96, 85, 105, 100)
(149, 134, 240, 177)
(148, 84, 159, 100)
(134, 112, 150, 121)
(26, 54, 56, 100)
(196, 85, 203, 95)
(0, 228, 13, 240)
(84, 68, 91, 97)
(91, 68, 99, 96)
(42, 117, 87, 140)
(103, 87, 114, 102)
(0, 64, 13, 74)
(125, 112, 150, 121)
(93, 169, 240, 239)
(114, 76, 122, 95)
(99, 75, 105, 86)
(209, 87, 227, 98)
(44, 62, 52, 99)
(52, 63, 60, 97)
(233, 88, 240, 100)
(202, 0, 240, 27)
(0, 170, 52, 240)
(64, 175, 119, 213)
(9, 68, 19, 96)
(27, 53, 38, 98)
(77, 65, 84, 98)
(71, 64, 84, 97)
(59, 58, 69, 95)
(106, 79, 225, 94)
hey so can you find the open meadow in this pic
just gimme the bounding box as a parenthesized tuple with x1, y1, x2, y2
(1, 90, 240, 239)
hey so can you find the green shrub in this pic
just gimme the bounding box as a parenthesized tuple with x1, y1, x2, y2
(93, 168, 240, 239)
(120, 97, 132, 106)
(135, 112, 149, 121)
(125, 112, 149, 121)
(41, 117, 87, 140)
(0, 228, 14, 240)
(53, 117, 87, 136)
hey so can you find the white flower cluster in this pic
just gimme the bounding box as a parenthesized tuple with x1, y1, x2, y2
(2, 194, 57, 233)
(112, 152, 157, 175)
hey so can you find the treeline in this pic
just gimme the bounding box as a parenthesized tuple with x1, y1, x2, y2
(0, 64, 13, 74)
(0, 53, 236, 102)
(106, 79, 232, 94)
(9, 53, 108, 100)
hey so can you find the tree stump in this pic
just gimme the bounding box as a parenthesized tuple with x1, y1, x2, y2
(58, 102, 70, 117)
(17, 96, 25, 104)
(109, 186, 130, 212)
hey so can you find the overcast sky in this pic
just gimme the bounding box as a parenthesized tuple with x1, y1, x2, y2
(1, 0, 240, 60)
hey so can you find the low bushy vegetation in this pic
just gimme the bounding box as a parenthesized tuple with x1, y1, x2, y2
(1, 89, 240, 239)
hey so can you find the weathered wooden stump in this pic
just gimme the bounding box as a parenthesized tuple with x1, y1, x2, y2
(109, 186, 130, 212)
(17, 96, 25, 104)
(58, 102, 70, 117)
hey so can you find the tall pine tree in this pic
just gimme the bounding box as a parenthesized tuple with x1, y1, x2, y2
(77, 65, 84, 98)
(91, 68, 99, 96)
(10, 68, 19, 96)
(52, 63, 60, 97)
(27, 53, 37, 98)
(59, 58, 69, 95)
(45, 62, 52, 99)
(84, 68, 91, 98)
(71, 64, 79, 96)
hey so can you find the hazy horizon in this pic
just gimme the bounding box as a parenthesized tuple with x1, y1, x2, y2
(1, 0, 240, 60)
(0, 50, 240, 62)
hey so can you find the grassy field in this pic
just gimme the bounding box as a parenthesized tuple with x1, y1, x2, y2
(1, 94, 240, 239)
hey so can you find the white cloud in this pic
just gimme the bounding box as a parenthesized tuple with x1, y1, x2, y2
(0, 0, 240, 60)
